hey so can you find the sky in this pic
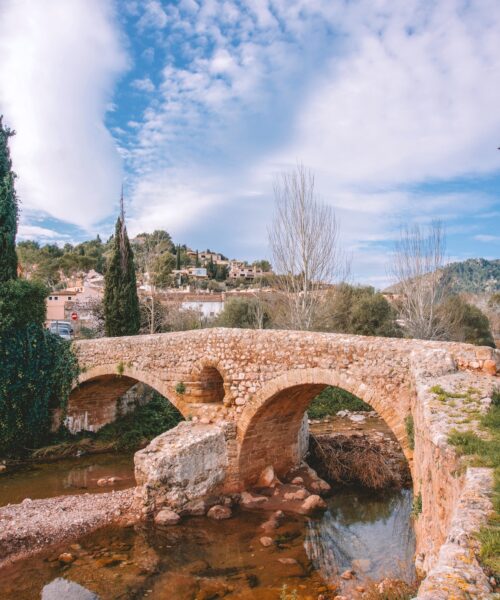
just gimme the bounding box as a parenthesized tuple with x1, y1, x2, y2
(0, 0, 499, 287)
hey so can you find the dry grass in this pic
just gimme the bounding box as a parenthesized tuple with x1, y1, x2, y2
(360, 579, 418, 600)
(309, 433, 404, 489)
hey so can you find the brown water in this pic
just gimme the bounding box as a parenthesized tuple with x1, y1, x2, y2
(0, 488, 415, 600)
(0, 453, 135, 506)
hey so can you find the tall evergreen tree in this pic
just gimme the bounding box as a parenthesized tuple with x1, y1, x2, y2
(176, 244, 181, 270)
(103, 195, 140, 337)
(0, 116, 18, 282)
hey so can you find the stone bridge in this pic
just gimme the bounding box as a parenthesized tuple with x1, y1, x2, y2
(72, 329, 499, 597)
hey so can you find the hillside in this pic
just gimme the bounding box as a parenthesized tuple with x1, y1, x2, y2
(385, 258, 500, 295)
(444, 258, 500, 294)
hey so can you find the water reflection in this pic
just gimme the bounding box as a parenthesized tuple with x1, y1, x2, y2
(305, 487, 415, 584)
(0, 454, 135, 506)
(42, 578, 99, 600)
(0, 488, 416, 599)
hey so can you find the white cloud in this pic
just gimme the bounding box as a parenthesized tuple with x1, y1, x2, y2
(474, 234, 500, 243)
(0, 0, 127, 229)
(131, 77, 155, 93)
(17, 225, 68, 240)
(137, 1, 168, 30)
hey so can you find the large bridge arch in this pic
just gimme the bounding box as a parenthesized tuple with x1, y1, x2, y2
(236, 368, 413, 487)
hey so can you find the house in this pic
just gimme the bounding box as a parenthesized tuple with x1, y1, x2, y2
(46, 290, 79, 321)
(228, 262, 264, 280)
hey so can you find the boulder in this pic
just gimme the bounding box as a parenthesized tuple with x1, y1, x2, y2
(154, 509, 180, 526)
(207, 505, 232, 520)
(299, 494, 327, 514)
(257, 465, 280, 487)
(283, 488, 309, 501)
(240, 491, 268, 507)
(259, 536, 273, 547)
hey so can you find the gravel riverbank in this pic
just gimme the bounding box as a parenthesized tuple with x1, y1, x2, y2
(0, 488, 136, 568)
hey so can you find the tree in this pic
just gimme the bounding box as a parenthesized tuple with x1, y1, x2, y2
(0, 116, 18, 282)
(438, 295, 495, 347)
(103, 203, 140, 337)
(392, 221, 449, 340)
(317, 284, 401, 337)
(176, 245, 181, 270)
(216, 296, 270, 329)
(269, 164, 346, 330)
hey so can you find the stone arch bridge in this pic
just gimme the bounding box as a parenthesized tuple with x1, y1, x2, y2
(72, 329, 499, 595)
(71, 328, 497, 483)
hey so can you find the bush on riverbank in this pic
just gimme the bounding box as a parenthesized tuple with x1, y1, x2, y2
(308, 386, 371, 419)
(32, 393, 183, 460)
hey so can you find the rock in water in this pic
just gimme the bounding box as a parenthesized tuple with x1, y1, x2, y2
(42, 578, 99, 600)
(258, 465, 280, 487)
(207, 505, 232, 520)
(299, 494, 327, 514)
(154, 509, 181, 525)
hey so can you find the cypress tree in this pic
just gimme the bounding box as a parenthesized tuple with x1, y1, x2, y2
(0, 116, 18, 282)
(103, 200, 140, 337)
(176, 244, 181, 270)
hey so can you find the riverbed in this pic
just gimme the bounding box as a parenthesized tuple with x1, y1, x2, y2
(0, 486, 415, 599)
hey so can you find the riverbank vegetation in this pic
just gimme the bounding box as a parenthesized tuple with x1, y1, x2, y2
(308, 386, 371, 419)
(31, 393, 183, 461)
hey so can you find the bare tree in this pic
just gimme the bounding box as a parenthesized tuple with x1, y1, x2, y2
(392, 221, 449, 340)
(268, 164, 346, 330)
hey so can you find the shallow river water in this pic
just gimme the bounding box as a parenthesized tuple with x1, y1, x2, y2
(0, 484, 415, 600)
(0, 453, 135, 507)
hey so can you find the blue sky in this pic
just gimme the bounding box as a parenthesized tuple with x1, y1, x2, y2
(0, 0, 499, 286)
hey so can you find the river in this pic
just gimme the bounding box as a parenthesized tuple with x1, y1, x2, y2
(0, 455, 416, 600)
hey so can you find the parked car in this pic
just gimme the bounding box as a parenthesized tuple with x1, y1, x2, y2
(49, 321, 74, 340)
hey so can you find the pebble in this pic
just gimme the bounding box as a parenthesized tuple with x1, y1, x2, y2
(259, 536, 273, 547)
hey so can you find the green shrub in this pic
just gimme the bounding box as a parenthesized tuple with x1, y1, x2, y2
(412, 492, 422, 516)
(405, 415, 415, 450)
(308, 386, 370, 418)
(95, 393, 183, 450)
(175, 381, 186, 395)
(0, 324, 79, 457)
(0, 279, 47, 330)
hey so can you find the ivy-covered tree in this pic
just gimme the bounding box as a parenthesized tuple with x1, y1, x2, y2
(104, 207, 140, 337)
(0, 116, 18, 282)
(0, 118, 78, 457)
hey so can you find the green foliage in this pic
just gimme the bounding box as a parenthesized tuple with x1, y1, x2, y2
(438, 295, 495, 347)
(93, 392, 183, 450)
(104, 217, 141, 337)
(151, 252, 175, 288)
(17, 236, 105, 285)
(405, 415, 415, 450)
(216, 296, 269, 329)
(175, 381, 186, 395)
(0, 279, 47, 330)
(444, 258, 500, 294)
(0, 116, 18, 283)
(308, 386, 371, 418)
(319, 284, 401, 337)
(492, 388, 500, 408)
(412, 492, 422, 516)
(448, 399, 500, 573)
(252, 259, 271, 272)
(0, 324, 79, 457)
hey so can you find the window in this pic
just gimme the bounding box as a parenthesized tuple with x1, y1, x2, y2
(68, 297, 72, 300)
(49, 296, 53, 300)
